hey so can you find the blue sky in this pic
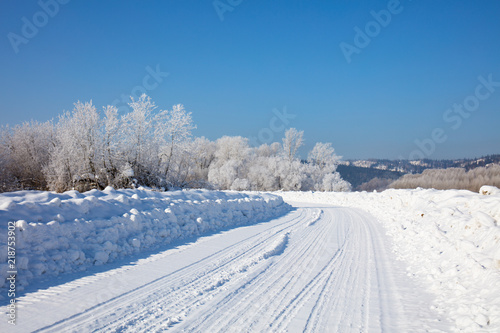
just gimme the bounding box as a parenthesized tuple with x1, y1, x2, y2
(1, 0, 499, 160)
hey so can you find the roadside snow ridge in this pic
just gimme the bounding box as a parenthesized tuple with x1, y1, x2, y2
(0, 188, 290, 292)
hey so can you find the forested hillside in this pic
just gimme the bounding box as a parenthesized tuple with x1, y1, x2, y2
(338, 156, 500, 191)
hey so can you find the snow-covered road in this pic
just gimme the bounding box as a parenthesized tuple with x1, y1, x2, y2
(4, 202, 448, 332)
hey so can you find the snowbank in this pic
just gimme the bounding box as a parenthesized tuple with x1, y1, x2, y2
(480, 185, 500, 196)
(0, 188, 290, 292)
(278, 188, 500, 332)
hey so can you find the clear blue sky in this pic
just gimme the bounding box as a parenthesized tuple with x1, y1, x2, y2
(1, 0, 499, 160)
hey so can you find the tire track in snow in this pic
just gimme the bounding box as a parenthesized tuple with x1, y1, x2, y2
(273, 210, 357, 332)
(34, 209, 311, 332)
(102, 212, 304, 332)
(303, 213, 360, 332)
(178, 207, 407, 332)
(183, 209, 339, 332)
(137, 208, 331, 332)
(20, 204, 426, 332)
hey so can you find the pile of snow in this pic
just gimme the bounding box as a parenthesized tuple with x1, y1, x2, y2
(278, 188, 500, 332)
(480, 185, 500, 196)
(0, 187, 290, 292)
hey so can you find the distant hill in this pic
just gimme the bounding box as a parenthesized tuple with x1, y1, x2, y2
(337, 154, 500, 191)
(336, 165, 404, 189)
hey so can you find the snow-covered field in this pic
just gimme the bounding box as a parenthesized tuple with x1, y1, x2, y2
(1, 186, 499, 332)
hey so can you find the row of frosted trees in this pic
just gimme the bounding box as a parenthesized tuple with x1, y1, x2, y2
(0, 95, 351, 193)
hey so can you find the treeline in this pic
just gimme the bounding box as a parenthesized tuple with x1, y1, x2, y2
(336, 164, 404, 190)
(0, 95, 351, 193)
(357, 177, 395, 192)
(389, 165, 500, 192)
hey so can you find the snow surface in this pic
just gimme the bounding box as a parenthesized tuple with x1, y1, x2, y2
(278, 187, 500, 332)
(1, 200, 447, 332)
(480, 185, 500, 196)
(1, 187, 499, 332)
(0, 187, 290, 292)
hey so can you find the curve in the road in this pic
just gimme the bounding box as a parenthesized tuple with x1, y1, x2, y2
(10, 203, 446, 333)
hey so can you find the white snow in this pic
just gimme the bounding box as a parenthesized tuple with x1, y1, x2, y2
(480, 185, 500, 195)
(278, 187, 500, 332)
(1, 202, 446, 332)
(0, 187, 290, 292)
(1, 186, 499, 332)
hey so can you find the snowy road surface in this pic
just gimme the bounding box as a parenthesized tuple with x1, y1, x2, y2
(4, 202, 447, 332)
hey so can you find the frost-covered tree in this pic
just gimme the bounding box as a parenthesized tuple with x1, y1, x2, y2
(255, 142, 281, 158)
(209, 159, 240, 190)
(308, 142, 340, 173)
(120, 94, 158, 187)
(0, 127, 12, 191)
(246, 144, 281, 191)
(322, 172, 352, 192)
(213, 136, 250, 162)
(188, 137, 216, 186)
(208, 136, 250, 190)
(247, 161, 278, 190)
(279, 158, 307, 191)
(282, 128, 304, 162)
(306, 142, 348, 191)
(101, 105, 121, 184)
(156, 103, 196, 187)
(101, 105, 136, 188)
(230, 178, 250, 191)
(45, 101, 104, 192)
(42, 95, 201, 191)
(0, 121, 54, 191)
(1, 95, 354, 193)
